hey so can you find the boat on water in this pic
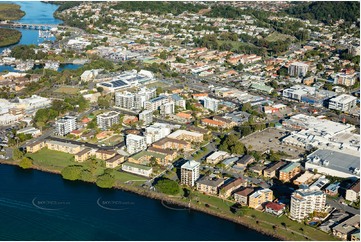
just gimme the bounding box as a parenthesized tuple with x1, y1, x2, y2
(15, 61, 34, 72)
(44, 61, 59, 71)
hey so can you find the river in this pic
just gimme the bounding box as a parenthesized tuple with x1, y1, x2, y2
(0, 2, 276, 240)
(0, 164, 276, 240)
(0, 2, 82, 72)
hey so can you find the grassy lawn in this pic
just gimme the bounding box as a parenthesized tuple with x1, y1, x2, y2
(27, 148, 75, 170)
(99, 135, 123, 146)
(112, 170, 147, 186)
(53, 86, 80, 95)
(239, 208, 337, 241)
(265, 32, 296, 42)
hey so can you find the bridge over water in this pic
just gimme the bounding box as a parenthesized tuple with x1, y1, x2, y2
(0, 22, 67, 30)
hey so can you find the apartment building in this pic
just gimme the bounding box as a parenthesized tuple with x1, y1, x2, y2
(105, 154, 125, 168)
(139, 109, 153, 125)
(290, 186, 326, 221)
(97, 111, 120, 129)
(234, 187, 255, 205)
(203, 97, 219, 112)
(279, 162, 301, 182)
(219, 178, 247, 199)
(74, 148, 95, 162)
(345, 179, 360, 202)
(126, 134, 147, 154)
(263, 161, 286, 178)
(160, 101, 175, 115)
(122, 162, 153, 177)
(144, 123, 172, 145)
(152, 137, 190, 150)
(288, 62, 309, 77)
(332, 215, 360, 240)
(329, 94, 357, 112)
(55, 116, 77, 136)
(332, 73, 358, 87)
(248, 188, 273, 209)
(181, 160, 200, 187)
(167, 129, 203, 143)
(196, 176, 224, 195)
(115, 91, 135, 109)
(46, 140, 82, 154)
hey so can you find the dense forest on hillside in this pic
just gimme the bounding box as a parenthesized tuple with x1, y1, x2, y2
(112, 2, 204, 16)
(285, 2, 360, 24)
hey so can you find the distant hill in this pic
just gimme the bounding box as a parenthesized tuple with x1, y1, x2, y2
(285, 2, 360, 24)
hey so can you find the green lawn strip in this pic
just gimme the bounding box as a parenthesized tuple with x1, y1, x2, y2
(27, 148, 74, 170)
(241, 208, 337, 241)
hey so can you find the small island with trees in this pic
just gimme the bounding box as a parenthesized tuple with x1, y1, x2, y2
(0, 3, 25, 47)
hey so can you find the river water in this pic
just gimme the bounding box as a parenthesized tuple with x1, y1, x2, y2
(0, 2, 81, 72)
(0, 2, 276, 240)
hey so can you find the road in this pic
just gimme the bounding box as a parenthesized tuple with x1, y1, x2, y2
(326, 197, 359, 215)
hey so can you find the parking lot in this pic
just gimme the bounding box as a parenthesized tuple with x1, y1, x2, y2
(240, 127, 306, 159)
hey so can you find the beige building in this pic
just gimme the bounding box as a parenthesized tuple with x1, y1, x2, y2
(95, 149, 116, 160)
(248, 188, 273, 209)
(105, 154, 125, 168)
(26, 140, 45, 153)
(332, 215, 360, 240)
(234, 187, 255, 205)
(263, 161, 286, 178)
(167, 130, 203, 143)
(46, 140, 82, 154)
(74, 148, 95, 162)
(219, 178, 247, 199)
(196, 176, 224, 195)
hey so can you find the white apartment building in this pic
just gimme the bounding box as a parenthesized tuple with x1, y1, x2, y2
(144, 96, 168, 111)
(181, 160, 200, 186)
(115, 87, 156, 110)
(144, 123, 172, 145)
(160, 101, 175, 115)
(126, 134, 147, 154)
(328, 94, 357, 112)
(290, 186, 326, 221)
(97, 111, 120, 129)
(55, 116, 77, 136)
(115, 91, 135, 109)
(139, 109, 153, 125)
(203, 97, 219, 112)
(288, 62, 309, 77)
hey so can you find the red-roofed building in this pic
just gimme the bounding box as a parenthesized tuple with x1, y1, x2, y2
(265, 202, 285, 216)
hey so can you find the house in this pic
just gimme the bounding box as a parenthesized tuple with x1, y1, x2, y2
(206, 151, 229, 164)
(122, 162, 153, 177)
(332, 214, 360, 240)
(248, 188, 273, 209)
(234, 187, 254, 205)
(346, 179, 360, 202)
(219, 178, 247, 199)
(105, 154, 124, 168)
(265, 202, 286, 216)
(175, 112, 192, 123)
(196, 175, 224, 195)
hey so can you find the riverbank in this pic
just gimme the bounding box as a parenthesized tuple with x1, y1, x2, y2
(0, 3, 25, 20)
(0, 28, 22, 48)
(0, 3, 24, 48)
(0, 159, 337, 241)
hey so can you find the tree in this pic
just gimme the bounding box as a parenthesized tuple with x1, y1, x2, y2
(61, 165, 83, 181)
(155, 179, 180, 195)
(19, 157, 32, 169)
(80, 169, 94, 182)
(12, 148, 24, 160)
(97, 86, 104, 93)
(96, 173, 115, 188)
